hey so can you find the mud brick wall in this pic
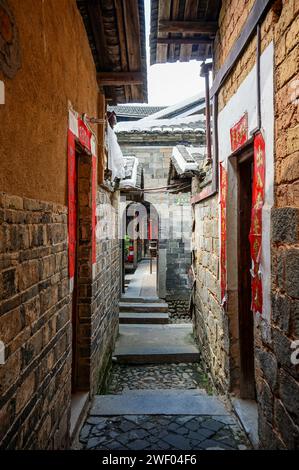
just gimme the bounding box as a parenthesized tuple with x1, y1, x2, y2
(91, 188, 120, 393)
(0, 193, 71, 449)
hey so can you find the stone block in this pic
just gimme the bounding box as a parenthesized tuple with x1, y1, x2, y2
(0, 400, 15, 443)
(279, 368, 299, 422)
(287, 125, 299, 155)
(18, 260, 39, 291)
(258, 412, 287, 450)
(23, 296, 40, 326)
(272, 207, 299, 243)
(272, 327, 299, 379)
(0, 350, 22, 396)
(290, 299, 299, 336)
(21, 330, 43, 368)
(271, 292, 290, 333)
(0, 268, 17, 300)
(15, 371, 36, 415)
(40, 285, 59, 313)
(0, 307, 23, 344)
(277, 152, 299, 184)
(285, 248, 299, 298)
(40, 255, 56, 280)
(274, 398, 299, 449)
(256, 347, 278, 391)
(29, 225, 47, 248)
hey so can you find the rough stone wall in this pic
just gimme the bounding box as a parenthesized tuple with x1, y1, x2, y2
(191, 181, 227, 390)
(92, 188, 120, 393)
(0, 193, 71, 449)
(0, 0, 98, 205)
(211, 0, 299, 449)
(119, 140, 192, 307)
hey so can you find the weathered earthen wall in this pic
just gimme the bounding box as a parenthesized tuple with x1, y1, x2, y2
(0, 192, 71, 449)
(0, 0, 98, 205)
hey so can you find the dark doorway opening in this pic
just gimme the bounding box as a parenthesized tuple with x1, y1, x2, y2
(71, 144, 92, 392)
(238, 148, 256, 399)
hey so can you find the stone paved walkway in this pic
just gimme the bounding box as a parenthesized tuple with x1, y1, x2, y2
(80, 414, 249, 450)
(124, 260, 157, 298)
(79, 363, 250, 450)
(78, 291, 251, 451)
(106, 363, 212, 394)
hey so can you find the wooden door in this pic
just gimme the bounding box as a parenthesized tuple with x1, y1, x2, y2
(238, 152, 256, 399)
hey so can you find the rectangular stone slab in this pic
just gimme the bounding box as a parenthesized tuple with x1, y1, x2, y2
(90, 389, 229, 416)
(119, 312, 169, 324)
(114, 324, 199, 363)
(119, 302, 168, 313)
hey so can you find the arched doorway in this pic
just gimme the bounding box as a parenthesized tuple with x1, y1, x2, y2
(122, 200, 159, 298)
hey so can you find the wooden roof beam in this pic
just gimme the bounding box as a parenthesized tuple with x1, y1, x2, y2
(97, 72, 143, 86)
(157, 38, 213, 45)
(158, 20, 218, 34)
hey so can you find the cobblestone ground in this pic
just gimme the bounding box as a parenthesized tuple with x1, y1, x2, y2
(79, 363, 250, 450)
(80, 415, 249, 450)
(169, 314, 192, 324)
(106, 363, 212, 394)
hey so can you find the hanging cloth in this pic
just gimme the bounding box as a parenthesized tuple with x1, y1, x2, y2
(106, 123, 125, 180)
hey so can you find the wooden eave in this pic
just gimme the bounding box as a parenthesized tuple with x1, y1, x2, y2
(150, 0, 221, 65)
(77, 0, 147, 104)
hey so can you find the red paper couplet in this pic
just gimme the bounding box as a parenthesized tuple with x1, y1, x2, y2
(67, 129, 77, 283)
(78, 117, 92, 151)
(92, 154, 97, 265)
(249, 132, 265, 314)
(220, 163, 228, 304)
(68, 114, 97, 287)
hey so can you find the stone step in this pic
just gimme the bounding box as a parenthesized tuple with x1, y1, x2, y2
(119, 312, 169, 324)
(114, 324, 199, 364)
(121, 296, 161, 303)
(119, 302, 168, 313)
(90, 389, 229, 416)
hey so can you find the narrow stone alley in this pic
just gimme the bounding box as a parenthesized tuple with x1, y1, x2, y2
(78, 261, 250, 451)
(1, 0, 298, 454)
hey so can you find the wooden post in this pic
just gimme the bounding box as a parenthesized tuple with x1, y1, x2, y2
(97, 91, 106, 184)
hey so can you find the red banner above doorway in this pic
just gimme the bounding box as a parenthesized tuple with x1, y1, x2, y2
(230, 113, 248, 152)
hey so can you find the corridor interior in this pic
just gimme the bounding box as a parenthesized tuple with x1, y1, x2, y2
(76, 259, 251, 451)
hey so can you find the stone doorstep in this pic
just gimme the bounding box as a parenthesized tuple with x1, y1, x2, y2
(121, 296, 162, 303)
(90, 389, 229, 416)
(119, 302, 168, 313)
(119, 312, 169, 324)
(114, 352, 200, 364)
(232, 398, 259, 449)
(70, 391, 90, 446)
